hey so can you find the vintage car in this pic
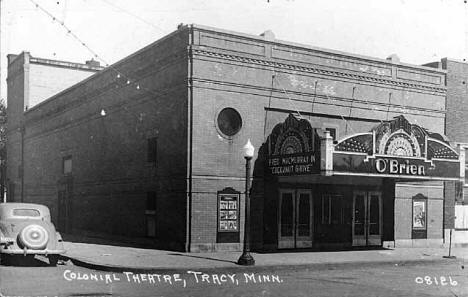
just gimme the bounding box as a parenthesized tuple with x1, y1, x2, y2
(0, 203, 65, 265)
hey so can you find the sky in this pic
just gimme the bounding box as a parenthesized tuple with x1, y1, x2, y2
(1, 0, 467, 101)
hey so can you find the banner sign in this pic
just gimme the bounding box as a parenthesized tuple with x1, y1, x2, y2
(333, 153, 460, 179)
(268, 152, 317, 175)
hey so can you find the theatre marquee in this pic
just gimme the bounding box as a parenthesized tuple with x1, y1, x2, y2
(266, 114, 464, 182)
(332, 116, 462, 181)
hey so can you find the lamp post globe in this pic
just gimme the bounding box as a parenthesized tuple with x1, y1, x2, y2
(243, 139, 255, 159)
(238, 139, 255, 266)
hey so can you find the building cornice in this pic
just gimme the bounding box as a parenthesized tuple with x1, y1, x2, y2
(192, 48, 447, 94)
(190, 24, 447, 75)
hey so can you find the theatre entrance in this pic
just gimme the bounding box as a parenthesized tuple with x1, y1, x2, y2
(352, 191, 382, 246)
(278, 189, 313, 249)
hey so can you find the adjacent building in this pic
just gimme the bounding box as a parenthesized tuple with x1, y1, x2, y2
(431, 58, 468, 245)
(6, 25, 466, 252)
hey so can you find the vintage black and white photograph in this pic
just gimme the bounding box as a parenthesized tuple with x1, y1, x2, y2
(0, 0, 467, 296)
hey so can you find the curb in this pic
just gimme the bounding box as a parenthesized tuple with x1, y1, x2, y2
(63, 255, 461, 274)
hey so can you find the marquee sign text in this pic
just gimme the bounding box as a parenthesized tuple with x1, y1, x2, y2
(375, 157, 426, 176)
(268, 153, 318, 175)
(332, 153, 460, 180)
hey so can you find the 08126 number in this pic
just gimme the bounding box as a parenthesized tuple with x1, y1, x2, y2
(415, 276, 457, 286)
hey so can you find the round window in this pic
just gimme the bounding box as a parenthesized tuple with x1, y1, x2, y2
(217, 108, 242, 137)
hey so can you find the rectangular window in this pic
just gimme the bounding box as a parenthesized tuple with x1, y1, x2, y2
(465, 161, 468, 186)
(321, 194, 343, 224)
(13, 209, 40, 217)
(455, 181, 464, 203)
(63, 156, 72, 175)
(455, 204, 468, 230)
(464, 186, 468, 204)
(147, 137, 158, 163)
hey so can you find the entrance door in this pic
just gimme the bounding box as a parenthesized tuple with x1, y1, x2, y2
(58, 178, 72, 233)
(278, 189, 313, 249)
(352, 191, 382, 246)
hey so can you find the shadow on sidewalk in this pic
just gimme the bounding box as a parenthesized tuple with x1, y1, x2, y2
(61, 233, 161, 250)
(0, 254, 58, 267)
(254, 246, 391, 254)
(167, 253, 237, 265)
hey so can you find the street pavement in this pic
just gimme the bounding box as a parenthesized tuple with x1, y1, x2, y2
(1, 236, 468, 297)
(0, 259, 466, 297)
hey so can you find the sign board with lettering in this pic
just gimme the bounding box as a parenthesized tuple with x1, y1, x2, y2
(266, 114, 320, 176)
(332, 116, 461, 181)
(333, 154, 460, 180)
(217, 188, 240, 243)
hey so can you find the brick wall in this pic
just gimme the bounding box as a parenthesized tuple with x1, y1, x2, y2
(6, 52, 101, 202)
(444, 59, 468, 143)
(188, 25, 447, 250)
(8, 28, 190, 250)
(441, 59, 468, 234)
(6, 53, 27, 202)
(394, 182, 444, 246)
(28, 63, 98, 109)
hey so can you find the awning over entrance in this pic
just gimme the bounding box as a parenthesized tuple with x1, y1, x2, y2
(266, 114, 465, 182)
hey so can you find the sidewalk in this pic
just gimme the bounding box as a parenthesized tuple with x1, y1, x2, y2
(61, 239, 468, 273)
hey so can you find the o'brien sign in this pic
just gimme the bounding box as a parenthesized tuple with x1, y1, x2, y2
(332, 116, 462, 181)
(375, 157, 426, 176)
(332, 153, 460, 180)
(268, 153, 317, 175)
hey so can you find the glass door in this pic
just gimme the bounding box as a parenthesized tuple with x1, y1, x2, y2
(278, 189, 313, 249)
(352, 191, 382, 246)
(367, 192, 382, 245)
(278, 189, 295, 249)
(296, 190, 313, 248)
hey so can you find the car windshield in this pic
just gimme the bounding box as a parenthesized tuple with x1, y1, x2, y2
(13, 209, 41, 217)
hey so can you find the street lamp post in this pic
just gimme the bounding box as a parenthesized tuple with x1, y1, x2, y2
(237, 139, 255, 266)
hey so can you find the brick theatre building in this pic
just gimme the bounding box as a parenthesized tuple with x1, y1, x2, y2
(6, 25, 466, 252)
